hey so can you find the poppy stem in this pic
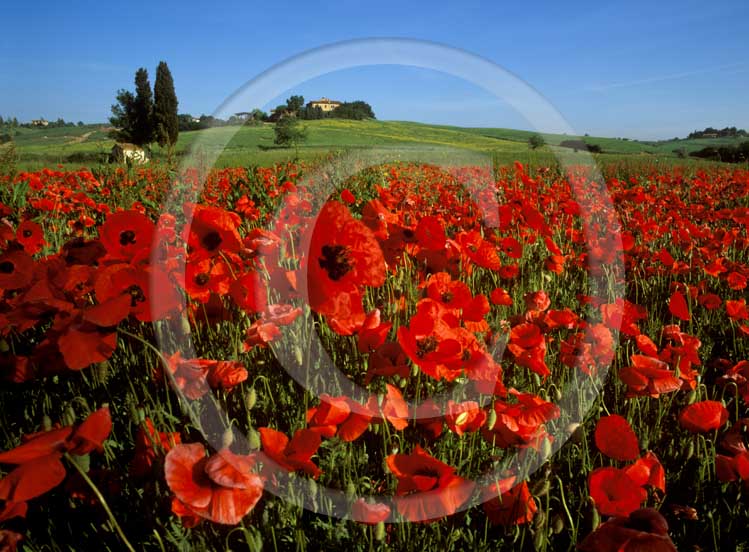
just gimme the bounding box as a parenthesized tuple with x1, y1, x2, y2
(64, 453, 137, 552)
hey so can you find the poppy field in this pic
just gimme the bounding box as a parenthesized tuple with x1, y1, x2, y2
(1, 157, 748, 551)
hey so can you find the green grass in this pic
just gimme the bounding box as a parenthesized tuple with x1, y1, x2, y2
(9, 119, 748, 171)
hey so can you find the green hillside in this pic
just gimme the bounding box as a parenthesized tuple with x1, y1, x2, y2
(7, 119, 746, 170)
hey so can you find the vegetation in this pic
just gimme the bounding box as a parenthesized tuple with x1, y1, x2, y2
(690, 141, 749, 163)
(153, 61, 179, 153)
(687, 126, 748, 139)
(273, 114, 308, 154)
(528, 134, 545, 150)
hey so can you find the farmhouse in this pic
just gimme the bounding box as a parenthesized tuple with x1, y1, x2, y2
(307, 97, 342, 112)
(31, 119, 49, 127)
(110, 143, 149, 164)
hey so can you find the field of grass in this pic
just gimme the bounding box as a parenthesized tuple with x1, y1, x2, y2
(7, 119, 747, 172)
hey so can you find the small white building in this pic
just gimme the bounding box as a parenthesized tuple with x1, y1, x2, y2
(110, 143, 149, 164)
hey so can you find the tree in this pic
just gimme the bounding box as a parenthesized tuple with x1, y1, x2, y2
(131, 68, 154, 146)
(274, 114, 307, 156)
(153, 61, 179, 153)
(109, 68, 154, 146)
(528, 134, 545, 149)
(285, 95, 305, 115)
(109, 90, 136, 142)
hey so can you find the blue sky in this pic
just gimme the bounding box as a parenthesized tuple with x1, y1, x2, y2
(1, 0, 747, 139)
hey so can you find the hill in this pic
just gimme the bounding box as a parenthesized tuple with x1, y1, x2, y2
(8, 119, 747, 170)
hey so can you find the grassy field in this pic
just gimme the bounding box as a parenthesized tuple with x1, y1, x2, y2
(6, 119, 747, 171)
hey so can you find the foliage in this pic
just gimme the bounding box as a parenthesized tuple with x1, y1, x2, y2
(273, 114, 307, 151)
(528, 133, 545, 149)
(690, 141, 749, 163)
(153, 61, 179, 149)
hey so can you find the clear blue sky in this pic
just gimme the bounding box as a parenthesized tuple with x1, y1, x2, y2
(1, 0, 747, 139)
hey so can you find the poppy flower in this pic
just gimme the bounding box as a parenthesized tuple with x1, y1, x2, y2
(16, 220, 45, 254)
(625, 452, 666, 493)
(340, 188, 356, 205)
(668, 290, 690, 321)
(184, 204, 243, 260)
(588, 467, 647, 517)
(0, 250, 34, 290)
(94, 263, 180, 323)
(386, 445, 475, 522)
(595, 415, 640, 461)
(130, 418, 181, 479)
(380, 384, 409, 431)
(490, 287, 513, 306)
(445, 401, 486, 436)
(98, 210, 155, 262)
(578, 508, 676, 552)
(164, 443, 263, 526)
(351, 499, 390, 524)
(259, 427, 322, 478)
(304, 201, 386, 317)
(357, 309, 392, 354)
(678, 401, 728, 433)
(619, 355, 681, 398)
(482, 478, 537, 526)
(66, 406, 112, 455)
(0, 452, 65, 506)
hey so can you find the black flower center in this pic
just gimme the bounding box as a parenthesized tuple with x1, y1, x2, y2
(416, 336, 438, 358)
(319, 244, 353, 281)
(127, 284, 146, 307)
(441, 292, 454, 303)
(22, 229, 33, 238)
(0, 261, 14, 274)
(201, 231, 222, 252)
(119, 230, 137, 246)
(195, 273, 210, 286)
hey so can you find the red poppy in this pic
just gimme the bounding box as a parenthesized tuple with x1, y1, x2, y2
(67, 406, 112, 455)
(130, 418, 181, 479)
(589, 467, 646, 517)
(595, 415, 640, 461)
(625, 452, 666, 493)
(259, 427, 322, 478)
(164, 443, 263, 526)
(678, 401, 728, 433)
(380, 384, 410, 431)
(351, 499, 390, 524)
(184, 204, 243, 260)
(482, 478, 537, 526)
(490, 287, 513, 306)
(98, 210, 155, 263)
(16, 220, 45, 255)
(668, 290, 690, 321)
(357, 309, 392, 354)
(386, 445, 474, 522)
(304, 201, 386, 317)
(340, 188, 356, 205)
(445, 401, 486, 436)
(619, 355, 681, 398)
(578, 508, 676, 552)
(0, 454, 66, 503)
(0, 250, 35, 290)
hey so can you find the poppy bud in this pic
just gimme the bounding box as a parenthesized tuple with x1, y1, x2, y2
(532, 526, 547, 550)
(179, 314, 191, 336)
(294, 346, 304, 366)
(72, 453, 91, 473)
(586, 496, 600, 531)
(487, 407, 498, 430)
(307, 477, 318, 498)
(222, 427, 234, 450)
(42, 415, 52, 431)
(533, 479, 551, 497)
(0, 339, 8, 353)
(533, 510, 546, 530)
(551, 514, 564, 534)
(95, 361, 109, 384)
(540, 436, 552, 460)
(62, 405, 77, 427)
(345, 481, 357, 500)
(374, 521, 386, 541)
(687, 389, 698, 405)
(685, 440, 695, 460)
(248, 428, 261, 450)
(244, 388, 257, 410)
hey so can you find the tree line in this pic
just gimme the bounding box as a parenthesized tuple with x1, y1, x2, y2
(109, 62, 179, 152)
(690, 141, 749, 163)
(687, 126, 748, 139)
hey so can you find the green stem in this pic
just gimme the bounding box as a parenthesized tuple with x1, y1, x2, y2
(64, 453, 136, 552)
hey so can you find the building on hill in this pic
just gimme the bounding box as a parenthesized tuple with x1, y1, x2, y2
(110, 143, 149, 164)
(306, 97, 342, 112)
(31, 119, 49, 127)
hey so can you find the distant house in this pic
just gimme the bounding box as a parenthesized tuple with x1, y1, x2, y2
(307, 97, 342, 112)
(110, 143, 149, 164)
(31, 119, 49, 127)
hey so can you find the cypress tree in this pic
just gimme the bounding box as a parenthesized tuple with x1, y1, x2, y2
(153, 61, 179, 149)
(131, 68, 154, 146)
